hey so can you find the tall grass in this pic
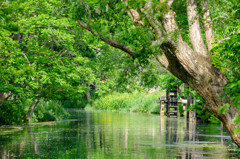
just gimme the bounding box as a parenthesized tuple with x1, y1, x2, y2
(90, 91, 164, 114)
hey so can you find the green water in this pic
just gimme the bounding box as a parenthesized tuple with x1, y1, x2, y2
(0, 110, 239, 158)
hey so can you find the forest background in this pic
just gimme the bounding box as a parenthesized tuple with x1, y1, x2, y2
(0, 0, 239, 145)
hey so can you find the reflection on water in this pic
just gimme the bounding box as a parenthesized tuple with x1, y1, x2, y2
(0, 110, 239, 158)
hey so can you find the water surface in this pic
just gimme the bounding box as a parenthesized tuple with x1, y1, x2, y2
(0, 110, 239, 158)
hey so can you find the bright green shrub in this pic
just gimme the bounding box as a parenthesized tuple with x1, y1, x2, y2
(92, 91, 161, 113)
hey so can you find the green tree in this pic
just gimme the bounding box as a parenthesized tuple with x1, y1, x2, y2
(0, 0, 96, 122)
(75, 0, 240, 147)
(0, 0, 161, 124)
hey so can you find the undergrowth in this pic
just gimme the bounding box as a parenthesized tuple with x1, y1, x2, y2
(31, 100, 72, 122)
(89, 91, 164, 114)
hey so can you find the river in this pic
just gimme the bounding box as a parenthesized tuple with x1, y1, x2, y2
(0, 110, 239, 158)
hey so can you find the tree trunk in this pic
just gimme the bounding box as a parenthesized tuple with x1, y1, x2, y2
(86, 90, 91, 102)
(201, 0, 215, 51)
(26, 98, 40, 122)
(157, 0, 240, 147)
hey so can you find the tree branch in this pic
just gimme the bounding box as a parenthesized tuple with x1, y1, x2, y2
(140, 2, 164, 40)
(218, 37, 230, 44)
(160, 0, 174, 6)
(77, 20, 135, 58)
(0, 92, 12, 106)
(21, 51, 35, 81)
(80, 0, 91, 22)
(127, 9, 143, 25)
(212, 15, 229, 21)
(27, 96, 40, 121)
(0, 1, 8, 9)
(161, 2, 215, 82)
(21, 52, 31, 66)
(201, 0, 214, 50)
(187, 0, 208, 55)
(154, 53, 169, 69)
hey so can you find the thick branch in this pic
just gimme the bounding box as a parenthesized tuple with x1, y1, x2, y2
(141, 2, 164, 39)
(27, 97, 40, 122)
(187, 0, 208, 55)
(0, 92, 12, 106)
(127, 9, 143, 25)
(78, 20, 135, 58)
(162, 2, 220, 84)
(160, 0, 174, 6)
(201, 0, 214, 50)
(159, 3, 201, 79)
(154, 53, 169, 69)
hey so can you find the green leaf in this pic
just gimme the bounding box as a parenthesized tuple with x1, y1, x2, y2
(218, 103, 230, 114)
(234, 127, 240, 134)
(232, 115, 240, 125)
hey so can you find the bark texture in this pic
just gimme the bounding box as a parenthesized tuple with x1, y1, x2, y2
(201, 0, 214, 50)
(78, 0, 240, 147)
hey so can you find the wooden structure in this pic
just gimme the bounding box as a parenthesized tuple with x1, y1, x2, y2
(157, 86, 179, 117)
(180, 98, 188, 117)
(157, 84, 197, 120)
(157, 96, 166, 116)
(166, 86, 179, 117)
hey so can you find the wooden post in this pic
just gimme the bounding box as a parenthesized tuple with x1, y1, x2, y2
(221, 122, 224, 144)
(166, 87, 169, 115)
(157, 96, 166, 116)
(160, 100, 165, 116)
(184, 84, 196, 122)
(189, 96, 196, 122)
(182, 99, 187, 111)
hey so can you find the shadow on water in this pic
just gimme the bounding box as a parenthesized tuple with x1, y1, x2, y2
(0, 110, 239, 158)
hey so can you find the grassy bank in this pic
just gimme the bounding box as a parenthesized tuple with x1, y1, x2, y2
(87, 91, 164, 114)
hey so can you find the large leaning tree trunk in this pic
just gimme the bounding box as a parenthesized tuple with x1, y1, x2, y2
(78, 0, 240, 147)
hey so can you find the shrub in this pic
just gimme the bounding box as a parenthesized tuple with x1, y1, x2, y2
(0, 101, 27, 125)
(32, 100, 72, 122)
(91, 91, 162, 113)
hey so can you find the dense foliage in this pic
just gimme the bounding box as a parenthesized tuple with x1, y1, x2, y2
(0, 0, 163, 124)
(210, 0, 240, 132)
(0, 0, 239, 132)
(0, 0, 96, 124)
